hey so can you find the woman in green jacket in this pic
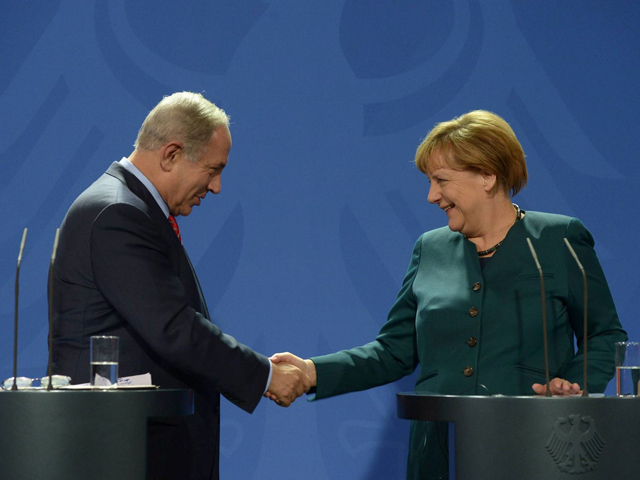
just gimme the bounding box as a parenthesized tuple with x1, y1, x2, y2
(270, 110, 627, 480)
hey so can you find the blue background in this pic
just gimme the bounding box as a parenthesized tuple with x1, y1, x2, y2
(1, 1, 639, 478)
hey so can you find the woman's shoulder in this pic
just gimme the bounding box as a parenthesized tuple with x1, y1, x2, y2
(523, 210, 576, 225)
(419, 225, 459, 242)
(416, 226, 465, 256)
(523, 210, 586, 229)
(522, 211, 591, 242)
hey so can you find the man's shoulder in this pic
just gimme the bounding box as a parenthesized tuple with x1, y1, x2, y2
(69, 164, 150, 218)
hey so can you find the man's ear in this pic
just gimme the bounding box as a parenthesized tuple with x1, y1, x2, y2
(159, 142, 183, 172)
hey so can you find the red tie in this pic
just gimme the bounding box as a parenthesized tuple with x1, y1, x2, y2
(168, 215, 182, 244)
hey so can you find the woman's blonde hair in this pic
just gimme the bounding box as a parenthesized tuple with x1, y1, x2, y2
(415, 110, 528, 196)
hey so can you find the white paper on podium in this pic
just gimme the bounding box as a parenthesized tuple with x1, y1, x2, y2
(61, 373, 155, 389)
(117, 373, 153, 386)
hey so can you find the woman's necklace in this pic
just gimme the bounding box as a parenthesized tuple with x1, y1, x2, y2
(477, 204, 522, 257)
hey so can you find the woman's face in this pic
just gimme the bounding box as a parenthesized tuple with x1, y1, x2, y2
(426, 154, 494, 237)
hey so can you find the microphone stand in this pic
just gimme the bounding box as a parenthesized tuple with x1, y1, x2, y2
(46, 229, 60, 391)
(526, 238, 552, 397)
(12, 229, 28, 391)
(564, 238, 589, 397)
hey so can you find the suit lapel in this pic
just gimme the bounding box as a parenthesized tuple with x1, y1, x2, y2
(183, 250, 211, 320)
(104, 162, 210, 319)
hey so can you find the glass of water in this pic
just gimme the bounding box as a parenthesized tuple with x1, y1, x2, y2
(90, 336, 119, 388)
(616, 342, 640, 396)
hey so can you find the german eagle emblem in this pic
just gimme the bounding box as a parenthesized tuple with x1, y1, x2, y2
(546, 414, 604, 474)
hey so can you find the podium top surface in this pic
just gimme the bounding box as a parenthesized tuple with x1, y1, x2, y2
(0, 388, 194, 417)
(396, 391, 640, 422)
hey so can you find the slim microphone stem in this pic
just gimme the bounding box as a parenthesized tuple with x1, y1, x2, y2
(526, 238, 552, 397)
(12, 229, 28, 391)
(46, 229, 60, 391)
(564, 238, 589, 397)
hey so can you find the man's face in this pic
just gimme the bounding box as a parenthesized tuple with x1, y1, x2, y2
(167, 126, 232, 217)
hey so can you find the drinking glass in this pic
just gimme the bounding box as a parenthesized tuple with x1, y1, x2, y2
(90, 336, 119, 388)
(616, 341, 640, 396)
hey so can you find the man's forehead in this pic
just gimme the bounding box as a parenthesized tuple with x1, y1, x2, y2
(199, 127, 231, 166)
(216, 125, 231, 143)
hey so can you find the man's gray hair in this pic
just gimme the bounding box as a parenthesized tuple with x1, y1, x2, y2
(134, 92, 230, 162)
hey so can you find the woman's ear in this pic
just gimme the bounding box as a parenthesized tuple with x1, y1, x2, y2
(482, 172, 496, 192)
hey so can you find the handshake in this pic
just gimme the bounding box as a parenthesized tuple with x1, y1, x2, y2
(264, 353, 317, 407)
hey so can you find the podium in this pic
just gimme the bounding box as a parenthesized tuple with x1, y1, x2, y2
(0, 389, 193, 480)
(397, 392, 640, 479)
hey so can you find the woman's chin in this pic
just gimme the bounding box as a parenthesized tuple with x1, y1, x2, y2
(447, 220, 462, 233)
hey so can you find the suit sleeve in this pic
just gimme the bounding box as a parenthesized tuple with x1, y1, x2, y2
(90, 202, 269, 412)
(560, 218, 627, 392)
(312, 237, 422, 399)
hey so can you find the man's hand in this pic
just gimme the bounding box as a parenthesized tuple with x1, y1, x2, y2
(266, 362, 311, 407)
(270, 352, 317, 388)
(532, 377, 582, 396)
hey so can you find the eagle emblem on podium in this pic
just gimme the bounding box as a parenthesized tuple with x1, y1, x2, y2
(546, 414, 604, 474)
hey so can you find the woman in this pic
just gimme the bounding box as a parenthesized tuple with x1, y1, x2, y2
(271, 110, 627, 479)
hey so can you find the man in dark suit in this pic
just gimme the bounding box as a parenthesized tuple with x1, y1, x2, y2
(51, 92, 309, 480)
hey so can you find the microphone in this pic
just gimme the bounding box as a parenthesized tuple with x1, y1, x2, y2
(563, 238, 589, 397)
(526, 238, 552, 397)
(46, 228, 61, 391)
(12, 229, 28, 391)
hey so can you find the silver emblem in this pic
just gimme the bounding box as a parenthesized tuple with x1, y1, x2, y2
(546, 414, 604, 474)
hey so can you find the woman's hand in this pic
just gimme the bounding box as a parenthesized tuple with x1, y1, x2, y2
(270, 352, 317, 388)
(532, 377, 582, 396)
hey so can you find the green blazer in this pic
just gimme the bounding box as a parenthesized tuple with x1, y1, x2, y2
(311, 211, 627, 480)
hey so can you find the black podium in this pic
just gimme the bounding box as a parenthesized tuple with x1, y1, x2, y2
(0, 389, 193, 480)
(397, 392, 640, 479)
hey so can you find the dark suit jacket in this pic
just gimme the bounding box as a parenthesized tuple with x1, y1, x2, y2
(311, 211, 627, 480)
(52, 162, 270, 480)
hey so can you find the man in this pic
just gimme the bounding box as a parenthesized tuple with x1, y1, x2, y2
(51, 92, 309, 480)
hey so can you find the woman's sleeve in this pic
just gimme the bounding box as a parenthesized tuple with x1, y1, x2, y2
(560, 218, 628, 392)
(312, 236, 423, 399)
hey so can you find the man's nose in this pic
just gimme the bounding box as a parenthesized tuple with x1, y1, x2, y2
(209, 176, 221, 194)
